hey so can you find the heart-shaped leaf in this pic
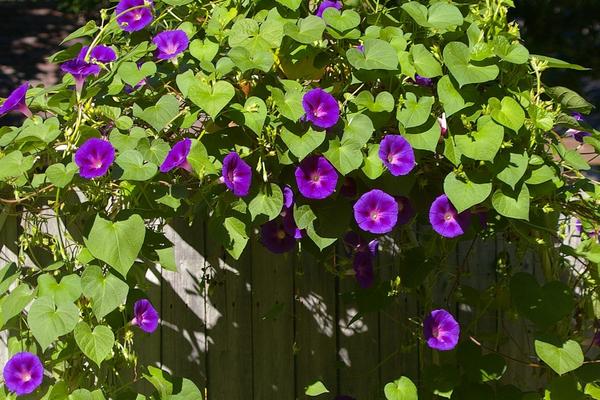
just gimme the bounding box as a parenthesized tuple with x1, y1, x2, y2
(411, 44, 442, 77)
(74, 322, 115, 367)
(116, 150, 158, 181)
(444, 171, 492, 213)
(269, 83, 304, 121)
(85, 214, 146, 277)
(493, 35, 529, 64)
(402, 2, 463, 30)
(280, 126, 326, 160)
(0, 151, 35, 181)
(81, 265, 129, 319)
(305, 381, 329, 396)
(347, 38, 398, 71)
(323, 138, 363, 175)
(384, 376, 418, 400)
(248, 183, 283, 222)
(275, 0, 301, 10)
(28, 296, 79, 350)
(231, 97, 267, 135)
(437, 75, 474, 116)
(397, 93, 434, 128)
(117, 61, 156, 87)
(454, 117, 504, 161)
(187, 139, 218, 176)
(136, 94, 180, 132)
(189, 80, 235, 119)
(353, 91, 395, 113)
(489, 97, 525, 132)
(284, 16, 326, 44)
(403, 118, 442, 152)
(322, 8, 360, 32)
(444, 42, 499, 87)
(189, 38, 219, 65)
(38, 274, 81, 304)
(496, 152, 529, 189)
(46, 162, 77, 188)
(228, 47, 274, 73)
(535, 339, 583, 375)
(492, 184, 530, 220)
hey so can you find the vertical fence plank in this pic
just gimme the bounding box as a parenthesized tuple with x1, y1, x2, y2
(0, 212, 18, 366)
(251, 238, 295, 400)
(294, 251, 338, 398)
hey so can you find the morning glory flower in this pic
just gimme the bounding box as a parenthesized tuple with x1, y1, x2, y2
(343, 231, 378, 256)
(260, 219, 296, 254)
(280, 186, 303, 239)
(74, 138, 116, 179)
(2, 352, 44, 396)
(423, 309, 460, 351)
(396, 196, 415, 225)
(353, 189, 398, 234)
(316, 0, 342, 17)
(222, 152, 252, 197)
(566, 113, 592, 143)
(295, 155, 338, 200)
(356, 44, 364, 53)
(438, 113, 448, 137)
(0, 83, 31, 118)
(412, 74, 434, 87)
(160, 138, 192, 173)
(60, 59, 101, 92)
(132, 299, 159, 333)
(152, 30, 189, 61)
(302, 88, 340, 129)
(429, 194, 470, 238)
(78, 45, 117, 64)
(378, 135, 416, 176)
(116, 0, 154, 32)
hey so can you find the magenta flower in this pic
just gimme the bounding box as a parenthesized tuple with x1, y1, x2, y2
(438, 113, 448, 137)
(396, 196, 415, 225)
(60, 59, 101, 92)
(302, 88, 340, 129)
(429, 194, 470, 238)
(280, 186, 304, 239)
(260, 219, 296, 253)
(74, 138, 116, 179)
(316, 0, 342, 17)
(412, 74, 434, 87)
(116, 0, 154, 32)
(295, 155, 338, 200)
(0, 83, 31, 118)
(78, 45, 117, 64)
(423, 309, 460, 351)
(353, 189, 398, 234)
(153, 30, 189, 61)
(378, 135, 416, 176)
(283, 185, 294, 209)
(160, 138, 192, 173)
(222, 152, 252, 197)
(2, 352, 44, 396)
(132, 299, 159, 333)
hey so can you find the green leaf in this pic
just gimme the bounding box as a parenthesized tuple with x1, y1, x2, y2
(228, 47, 274, 73)
(404, 118, 443, 153)
(489, 97, 525, 132)
(535, 340, 583, 375)
(546, 86, 595, 114)
(117, 61, 156, 87)
(294, 205, 317, 230)
(493, 35, 529, 64)
(269, 81, 305, 121)
(116, 150, 158, 181)
(526, 164, 556, 185)
(0, 284, 34, 326)
(352, 91, 395, 113)
(223, 217, 249, 259)
(323, 138, 363, 175)
(362, 144, 384, 179)
(347, 38, 399, 71)
(0, 151, 35, 181)
(444, 171, 492, 213)
(531, 55, 589, 71)
(491, 184, 530, 220)
(28, 296, 79, 350)
(85, 214, 146, 277)
(38, 274, 81, 305)
(135, 94, 180, 132)
(402, 2, 463, 30)
(275, 0, 300, 9)
(248, 183, 283, 221)
(322, 8, 360, 32)
(285, 16, 326, 44)
(305, 381, 329, 396)
(139, 138, 170, 166)
(280, 127, 325, 161)
(81, 265, 129, 319)
(437, 75, 471, 116)
(46, 163, 77, 188)
(156, 247, 177, 272)
(231, 97, 267, 136)
(0, 263, 18, 295)
(342, 113, 375, 146)
(74, 322, 115, 367)
(384, 377, 418, 400)
(189, 80, 235, 119)
(397, 93, 434, 128)
(187, 139, 218, 176)
(454, 117, 504, 161)
(444, 42, 499, 87)
(68, 389, 107, 400)
(496, 152, 529, 189)
(411, 44, 442, 78)
(189, 39, 219, 65)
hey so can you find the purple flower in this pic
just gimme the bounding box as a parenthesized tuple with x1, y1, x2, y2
(60, 59, 101, 92)
(2, 352, 44, 396)
(316, 0, 342, 17)
(439, 113, 448, 137)
(0, 82, 31, 118)
(78, 45, 117, 64)
(343, 231, 378, 255)
(283, 185, 294, 209)
(340, 176, 357, 198)
(302, 88, 340, 129)
(116, 0, 154, 32)
(280, 186, 304, 239)
(356, 44, 364, 53)
(261, 219, 296, 253)
(222, 152, 252, 197)
(74, 138, 116, 179)
(573, 112, 585, 122)
(412, 74, 434, 87)
(567, 112, 592, 143)
(353, 189, 398, 234)
(153, 30, 189, 61)
(160, 138, 192, 173)
(295, 155, 338, 200)
(429, 194, 470, 238)
(353, 252, 374, 288)
(423, 309, 460, 351)
(378, 135, 416, 176)
(396, 196, 415, 225)
(132, 299, 159, 333)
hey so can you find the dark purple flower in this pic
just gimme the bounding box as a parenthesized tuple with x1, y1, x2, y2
(0, 83, 31, 118)
(572, 112, 585, 122)
(423, 309, 460, 351)
(116, 0, 154, 32)
(261, 219, 296, 253)
(396, 196, 415, 225)
(222, 152, 252, 197)
(283, 185, 294, 209)
(295, 155, 338, 200)
(153, 30, 189, 61)
(439, 113, 448, 137)
(302, 88, 340, 129)
(353, 252, 374, 288)
(74, 138, 116, 179)
(78, 45, 117, 64)
(353, 189, 398, 234)
(3, 352, 44, 396)
(378, 135, 415, 176)
(340, 176, 357, 198)
(567, 128, 592, 143)
(413, 74, 434, 87)
(429, 194, 470, 238)
(280, 186, 304, 239)
(343, 231, 377, 255)
(316, 0, 342, 17)
(160, 138, 192, 173)
(132, 299, 159, 333)
(61, 59, 101, 92)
